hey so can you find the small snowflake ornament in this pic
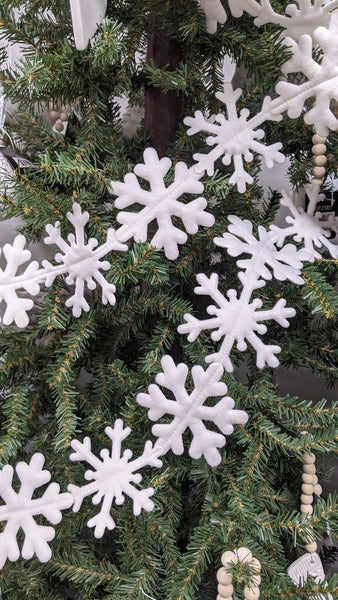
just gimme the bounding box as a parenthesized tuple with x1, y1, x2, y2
(68, 420, 162, 538)
(137, 355, 248, 466)
(110, 147, 214, 260)
(0, 453, 72, 568)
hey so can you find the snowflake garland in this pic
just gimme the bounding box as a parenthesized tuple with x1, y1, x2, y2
(137, 355, 248, 467)
(0, 453, 72, 567)
(0, 203, 127, 327)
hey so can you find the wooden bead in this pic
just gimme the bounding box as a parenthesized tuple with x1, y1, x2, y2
(301, 494, 313, 505)
(301, 504, 313, 515)
(244, 586, 260, 600)
(217, 568, 233, 585)
(218, 583, 234, 597)
(60, 112, 68, 122)
(217, 595, 230, 600)
(250, 558, 261, 572)
(312, 144, 326, 155)
(314, 483, 322, 495)
(54, 122, 64, 132)
(303, 464, 316, 474)
(302, 473, 314, 484)
(312, 134, 327, 144)
(311, 177, 323, 185)
(313, 155, 327, 166)
(312, 474, 318, 485)
(222, 551, 238, 566)
(305, 541, 317, 553)
(252, 575, 261, 586)
(313, 166, 326, 178)
(50, 110, 60, 120)
(303, 453, 316, 464)
(237, 547, 252, 563)
(301, 483, 313, 495)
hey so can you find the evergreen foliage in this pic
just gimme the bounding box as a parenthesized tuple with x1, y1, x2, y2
(0, 1, 337, 598)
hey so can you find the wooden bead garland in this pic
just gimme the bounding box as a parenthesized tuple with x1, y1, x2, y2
(48, 100, 68, 133)
(217, 547, 261, 600)
(301, 451, 322, 553)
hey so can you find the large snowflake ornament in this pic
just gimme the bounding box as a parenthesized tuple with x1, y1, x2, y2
(275, 11, 338, 136)
(197, 1, 260, 33)
(68, 419, 162, 538)
(0, 453, 72, 568)
(270, 185, 338, 260)
(184, 84, 284, 192)
(0, 202, 127, 326)
(137, 355, 248, 467)
(255, 0, 338, 40)
(110, 148, 214, 260)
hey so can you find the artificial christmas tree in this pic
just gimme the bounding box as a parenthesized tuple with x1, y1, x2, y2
(0, 1, 337, 599)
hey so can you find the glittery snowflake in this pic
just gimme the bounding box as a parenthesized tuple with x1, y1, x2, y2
(0, 453, 72, 567)
(184, 83, 284, 192)
(137, 355, 248, 467)
(275, 11, 338, 136)
(270, 185, 338, 260)
(68, 420, 162, 538)
(110, 148, 214, 260)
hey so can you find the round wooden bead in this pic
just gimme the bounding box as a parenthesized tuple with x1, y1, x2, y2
(301, 483, 314, 495)
(313, 155, 327, 166)
(313, 166, 326, 178)
(60, 112, 68, 122)
(237, 547, 252, 563)
(312, 474, 318, 485)
(311, 178, 323, 185)
(218, 583, 234, 597)
(314, 483, 322, 495)
(251, 575, 261, 586)
(222, 551, 238, 566)
(250, 558, 261, 572)
(244, 586, 260, 600)
(303, 464, 316, 474)
(301, 504, 313, 515)
(302, 473, 314, 484)
(301, 494, 313, 505)
(305, 541, 317, 553)
(50, 110, 60, 120)
(217, 568, 233, 585)
(217, 595, 230, 600)
(54, 122, 64, 132)
(312, 134, 327, 144)
(312, 144, 326, 155)
(303, 453, 316, 464)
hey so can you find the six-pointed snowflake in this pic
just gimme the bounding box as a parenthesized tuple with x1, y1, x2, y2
(110, 148, 214, 260)
(270, 186, 338, 260)
(0, 453, 72, 567)
(275, 11, 338, 136)
(184, 83, 284, 192)
(68, 419, 162, 538)
(137, 355, 248, 467)
(42, 203, 127, 317)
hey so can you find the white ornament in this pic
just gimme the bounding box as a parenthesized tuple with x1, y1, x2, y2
(0, 453, 72, 568)
(287, 552, 332, 599)
(178, 218, 305, 371)
(110, 147, 214, 260)
(275, 11, 338, 136)
(198, 0, 227, 34)
(255, 0, 338, 41)
(137, 355, 248, 467)
(68, 419, 162, 538)
(0, 202, 127, 327)
(270, 186, 338, 260)
(69, 0, 107, 50)
(184, 83, 284, 192)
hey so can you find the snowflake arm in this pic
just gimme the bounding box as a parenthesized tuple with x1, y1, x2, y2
(110, 148, 214, 260)
(0, 454, 72, 567)
(198, 0, 227, 33)
(270, 186, 338, 260)
(68, 419, 162, 538)
(275, 12, 338, 136)
(137, 355, 248, 467)
(184, 84, 284, 192)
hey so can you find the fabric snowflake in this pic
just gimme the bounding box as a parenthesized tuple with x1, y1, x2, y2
(0, 202, 127, 327)
(110, 148, 214, 260)
(137, 355, 248, 467)
(255, 0, 338, 40)
(68, 419, 162, 538)
(270, 185, 338, 260)
(184, 84, 284, 192)
(198, 0, 227, 34)
(275, 11, 338, 136)
(0, 453, 72, 568)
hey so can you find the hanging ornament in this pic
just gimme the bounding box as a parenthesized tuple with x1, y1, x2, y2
(48, 100, 69, 136)
(69, 0, 107, 50)
(217, 547, 261, 600)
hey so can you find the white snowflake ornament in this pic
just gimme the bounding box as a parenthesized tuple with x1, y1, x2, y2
(275, 11, 338, 136)
(68, 420, 162, 538)
(198, 0, 227, 34)
(110, 148, 214, 260)
(270, 186, 338, 260)
(0, 453, 72, 568)
(137, 355, 248, 467)
(184, 83, 284, 192)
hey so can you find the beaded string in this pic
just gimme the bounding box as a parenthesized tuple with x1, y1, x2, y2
(216, 547, 261, 600)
